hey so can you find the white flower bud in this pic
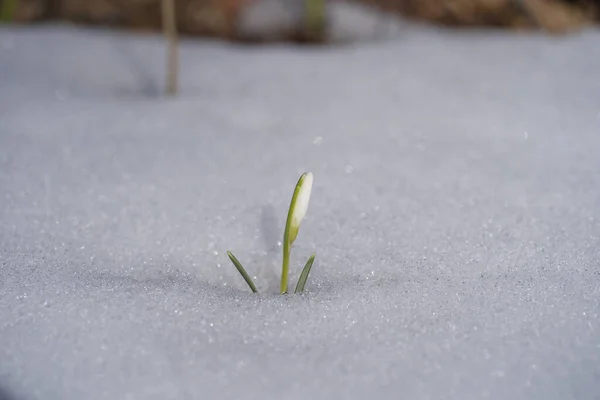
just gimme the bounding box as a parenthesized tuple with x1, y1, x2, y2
(288, 172, 313, 244)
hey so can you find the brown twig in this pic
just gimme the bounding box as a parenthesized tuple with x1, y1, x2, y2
(162, 0, 178, 95)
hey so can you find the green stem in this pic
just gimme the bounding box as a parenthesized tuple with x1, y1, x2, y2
(281, 174, 303, 294)
(280, 232, 290, 294)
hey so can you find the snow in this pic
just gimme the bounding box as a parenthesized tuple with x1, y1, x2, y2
(1, 22, 600, 400)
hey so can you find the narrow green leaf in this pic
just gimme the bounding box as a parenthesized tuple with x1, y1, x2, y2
(294, 253, 316, 294)
(226, 250, 258, 293)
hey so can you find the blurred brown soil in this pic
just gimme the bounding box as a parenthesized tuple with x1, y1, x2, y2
(7, 0, 600, 40)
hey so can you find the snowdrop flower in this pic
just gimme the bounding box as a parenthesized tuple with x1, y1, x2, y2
(281, 172, 315, 294)
(226, 172, 317, 295)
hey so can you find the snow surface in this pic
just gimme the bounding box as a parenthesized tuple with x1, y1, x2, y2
(1, 22, 600, 400)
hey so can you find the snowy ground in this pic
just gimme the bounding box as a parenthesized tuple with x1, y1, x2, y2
(1, 22, 599, 400)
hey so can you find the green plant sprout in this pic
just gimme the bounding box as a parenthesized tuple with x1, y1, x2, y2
(227, 172, 316, 294)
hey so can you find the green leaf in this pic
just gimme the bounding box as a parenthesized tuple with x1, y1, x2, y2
(226, 250, 258, 293)
(294, 253, 316, 294)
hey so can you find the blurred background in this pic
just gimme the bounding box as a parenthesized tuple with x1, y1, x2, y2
(2, 0, 600, 43)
